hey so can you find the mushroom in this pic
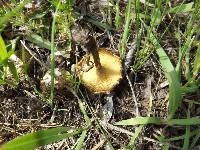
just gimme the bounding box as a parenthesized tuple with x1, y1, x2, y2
(77, 36, 122, 94)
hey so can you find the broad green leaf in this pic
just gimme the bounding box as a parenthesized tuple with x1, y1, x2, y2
(169, 2, 194, 13)
(1, 127, 83, 150)
(0, 35, 8, 61)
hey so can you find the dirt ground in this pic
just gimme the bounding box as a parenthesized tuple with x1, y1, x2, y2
(1, 56, 197, 149)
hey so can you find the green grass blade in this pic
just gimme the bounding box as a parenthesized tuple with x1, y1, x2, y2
(75, 130, 88, 150)
(176, 43, 182, 81)
(84, 16, 114, 31)
(0, 78, 6, 84)
(192, 44, 200, 77)
(115, 117, 163, 125)
(181, 86, 199, 94)
(76, 99, 90, 149)
(78, 99, 91, 125)
(115, 117, 200, 126)
(118, 0, 133, 56)
(25, 34, 52, 50)
(0, 35, 8, 61)
(1, 127, 83, 150)
(151, 7, 161, 26)
(7, 61, 19, 84)
(167, 118, 200, 126)
(73, 11, 113, 31)
(190, 131, 200, 148)
(10, 0, 17, 4)
(179, 36, 194, 81)
(183, 127, 190, 150)
(169, 2, 194, 13)
(26, 74, 52, 105)
(162, 143, 169, 150)
(148, 31, 182, 119)
(0, 0, 30, 29)
(162, 128, 200, 142)
(125, 125, 144, 149)
(114, 0, 121, 29)
(73, 11, 114, 31)
(50, 1, 60, 104)
(0, 78, 17, 86)
(183, 104, 191, 150)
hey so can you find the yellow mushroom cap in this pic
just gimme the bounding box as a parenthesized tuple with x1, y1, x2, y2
(77, 48, 122, 94)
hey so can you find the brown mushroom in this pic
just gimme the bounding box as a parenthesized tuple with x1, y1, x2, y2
(77, 37, 122, 94)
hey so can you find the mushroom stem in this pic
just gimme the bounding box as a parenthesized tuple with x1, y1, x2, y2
(85, 36, 102, 69)
(91, 48, 101, 69)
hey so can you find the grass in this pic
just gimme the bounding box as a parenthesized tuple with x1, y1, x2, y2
(0, 0, 30, 30)
(115, 117, 200, 126)
(118, 0, 133, 57)
(148, 30, 182, 119)
(0, 34, 19, 86)
(125, 124, 144, 149)
(49, 1, 60, 105)
(0, 0, 200, 149)
(1, 127, 85, 150)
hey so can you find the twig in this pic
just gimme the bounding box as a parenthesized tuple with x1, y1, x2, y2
(143, 137, 182, 150)
(124, 41, 136, 71)
(49, 106, 57, 124)
(91, 139, 105, 150)
(100, 120, 133, 136)
(0, 122, 63, 128)
(126, 73, 139, 116)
